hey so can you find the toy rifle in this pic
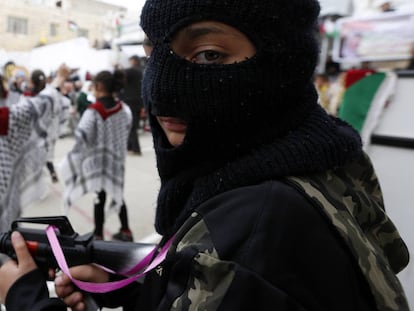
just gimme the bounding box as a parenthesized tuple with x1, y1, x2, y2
(0, 215, 156, 273)
(0, 216, 157, 311)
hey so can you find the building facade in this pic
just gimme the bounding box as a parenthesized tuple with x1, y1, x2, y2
(0, 0, 126, 51)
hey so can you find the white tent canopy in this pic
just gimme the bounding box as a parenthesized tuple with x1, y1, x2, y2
(318, 0, 353, 16)
(1, 37, 129, 78)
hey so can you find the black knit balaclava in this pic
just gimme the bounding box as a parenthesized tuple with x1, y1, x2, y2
(140, 0, 362, 235)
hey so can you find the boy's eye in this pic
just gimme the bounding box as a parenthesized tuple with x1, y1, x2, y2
(191, 50, 223, 64)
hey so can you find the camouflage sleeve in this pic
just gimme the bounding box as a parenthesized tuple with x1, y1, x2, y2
(167, 214, 310, 311)
(287, 153, 410, 311)
(169, 244, 308, 311)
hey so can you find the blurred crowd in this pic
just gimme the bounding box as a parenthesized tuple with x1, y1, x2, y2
(0, 55, 150, 239)
(0, 57, 150, 137)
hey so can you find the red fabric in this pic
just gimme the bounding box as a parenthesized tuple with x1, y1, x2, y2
(23, 90, 35, 97)
(88, 101, 122, 120)
(0, 107, 10, 135)
(85, 71, 92, 81)
(344, 69, 376, 89)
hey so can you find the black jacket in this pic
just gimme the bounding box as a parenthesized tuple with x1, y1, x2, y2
(6, 179, 377, 311)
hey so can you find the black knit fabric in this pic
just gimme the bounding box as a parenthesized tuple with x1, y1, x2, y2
(140, 0, 363, 236)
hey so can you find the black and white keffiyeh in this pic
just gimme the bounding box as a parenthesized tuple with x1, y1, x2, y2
(0, 87, 61, 231)
(60, 102, 132, 212)
(0, 102, 32, 231)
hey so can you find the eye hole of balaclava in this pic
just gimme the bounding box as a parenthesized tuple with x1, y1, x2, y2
(168, 20, 256, 66)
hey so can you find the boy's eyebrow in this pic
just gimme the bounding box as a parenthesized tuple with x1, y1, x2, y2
(183, 25, 226, 40)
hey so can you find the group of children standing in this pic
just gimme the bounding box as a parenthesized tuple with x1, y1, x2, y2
(0, 63, 134, 241)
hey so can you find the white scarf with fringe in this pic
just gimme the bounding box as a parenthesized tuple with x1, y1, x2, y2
(0, 86, 63, 231)
(60, 102, 132, 212)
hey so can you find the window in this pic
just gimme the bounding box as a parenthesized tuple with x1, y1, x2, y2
(7, 16, 28, 35)
(50, 23, 59, 37)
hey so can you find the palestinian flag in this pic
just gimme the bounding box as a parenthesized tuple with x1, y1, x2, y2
(338, 69, 397, 147)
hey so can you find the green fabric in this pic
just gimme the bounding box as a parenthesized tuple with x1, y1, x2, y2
(339, 73, 386, 132)
(76, 92, 91, 117)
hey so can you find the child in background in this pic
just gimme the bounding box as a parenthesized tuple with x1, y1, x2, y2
(24, 69, 67, 183)
(60, 70, 134, 241)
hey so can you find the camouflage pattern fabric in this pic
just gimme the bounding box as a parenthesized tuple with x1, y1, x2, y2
(171, 217, 235, 310)
(287, 153, 409, 311)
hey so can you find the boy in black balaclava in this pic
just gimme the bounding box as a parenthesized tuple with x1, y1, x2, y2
(1, 1, 410, 310)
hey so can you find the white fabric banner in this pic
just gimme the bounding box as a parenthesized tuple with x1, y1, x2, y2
(332, 11, 414, 62)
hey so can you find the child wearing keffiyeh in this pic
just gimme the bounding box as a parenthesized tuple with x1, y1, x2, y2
(59, 70, 133, 241)
(0, 65, 70, 231)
